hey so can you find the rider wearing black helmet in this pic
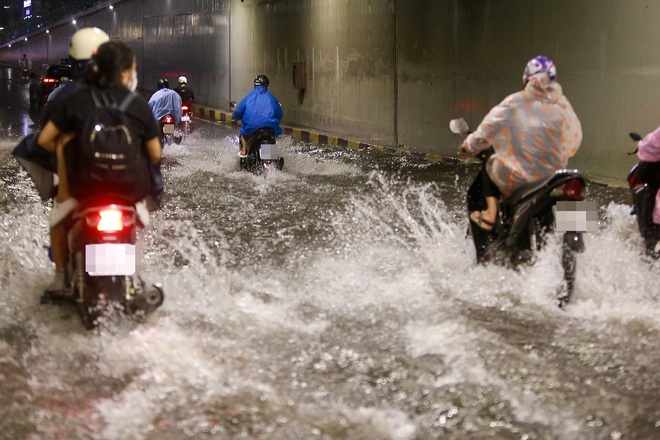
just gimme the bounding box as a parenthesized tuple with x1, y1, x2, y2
(232, 74, 283, 157)
(149, 78, 182, 124)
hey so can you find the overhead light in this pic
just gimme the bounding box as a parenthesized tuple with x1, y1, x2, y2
(24, 37, 28, 41)
(72, 19, 76, 24)
(46, 29, 49, 34)
(109, 5, 114, 10)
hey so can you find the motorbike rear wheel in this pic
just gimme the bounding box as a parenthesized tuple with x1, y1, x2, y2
(558, 231, 584, 308)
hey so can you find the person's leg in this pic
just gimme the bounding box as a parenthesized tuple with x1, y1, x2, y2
(481, 195, 498, 226)
(46, 138, 73, 292)
(469, 169, 500, 231)
(467, 170, 494, 261)
(239, 135, 247, 156)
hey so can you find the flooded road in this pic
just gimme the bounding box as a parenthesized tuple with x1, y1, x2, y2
(0, 67, 658, 439)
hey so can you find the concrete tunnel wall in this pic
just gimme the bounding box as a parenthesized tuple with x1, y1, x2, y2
(2, 0, 660, 183)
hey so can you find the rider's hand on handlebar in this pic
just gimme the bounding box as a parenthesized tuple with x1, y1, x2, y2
(457, 147, 470, 160)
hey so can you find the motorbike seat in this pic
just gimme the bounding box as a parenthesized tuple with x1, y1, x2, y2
(508, 169, 581, 205)
(247, 127, 276, 150)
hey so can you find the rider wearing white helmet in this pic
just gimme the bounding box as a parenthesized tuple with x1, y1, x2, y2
(174, 75, 195, 107)
(44, 27, 110, 119)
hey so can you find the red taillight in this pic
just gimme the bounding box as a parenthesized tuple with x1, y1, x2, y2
(182, 105, 189, 111)
(562, 179, 584, 200)
(163, 115, 174, 124)
(43, 77, 57, 83)
(97, 209, 124, 232)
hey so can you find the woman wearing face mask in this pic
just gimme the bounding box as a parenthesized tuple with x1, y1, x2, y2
(38, 40, 162, 295)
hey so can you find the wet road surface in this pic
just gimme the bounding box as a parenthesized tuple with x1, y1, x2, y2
(0, 66, 658, 439)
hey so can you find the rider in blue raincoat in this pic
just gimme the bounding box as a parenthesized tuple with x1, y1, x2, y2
(149, 78, 182, 124)
(232, 75, 283, 156)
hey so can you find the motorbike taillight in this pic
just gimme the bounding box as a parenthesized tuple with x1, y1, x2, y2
(182, 105, 189, 112)
(562, 179, 584, 200)
(43, 77, 57, 83)
(163, 115, 174, 124)
(97, 209, 124, 232)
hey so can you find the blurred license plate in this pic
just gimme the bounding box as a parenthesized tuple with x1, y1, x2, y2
(181, 115, 190, 122)
(163, 124, 175, 134)
(86, 244, 136, 276)
(554, 200, 598, 232)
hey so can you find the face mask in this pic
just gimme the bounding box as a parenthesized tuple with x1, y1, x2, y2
(128, 70, 138, 92)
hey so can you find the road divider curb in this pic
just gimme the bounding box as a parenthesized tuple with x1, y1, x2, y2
(191, 102, 625, 188)
(193, 103, 463, 165)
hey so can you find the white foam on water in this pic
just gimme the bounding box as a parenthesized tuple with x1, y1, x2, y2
(1, 132, 657, 439)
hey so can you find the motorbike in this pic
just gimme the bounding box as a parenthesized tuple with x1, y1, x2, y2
(451, 118, 592, 307)
(239, 127, 284, 173)
(42, 196, 164, 329)
(180, 103, 194, 135)
(626, 132, 660, 258)
(159, 114, 182, 146)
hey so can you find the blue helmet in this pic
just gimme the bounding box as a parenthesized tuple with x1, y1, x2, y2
(523, 55, 557, 84)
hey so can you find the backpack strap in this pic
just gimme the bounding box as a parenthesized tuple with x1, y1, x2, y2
(88, 87, 136, 110)
(89, 87, 118, 108)
(119, 92, 138, 112)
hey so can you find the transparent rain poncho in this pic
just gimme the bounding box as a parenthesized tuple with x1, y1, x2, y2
(462, 74, 582, 197)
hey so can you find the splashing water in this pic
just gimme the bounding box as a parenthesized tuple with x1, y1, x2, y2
(0, 130, 658, 439)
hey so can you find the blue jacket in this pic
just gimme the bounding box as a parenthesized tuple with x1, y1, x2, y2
(232, 85, 283, 138)
(148, 88, 183, 124)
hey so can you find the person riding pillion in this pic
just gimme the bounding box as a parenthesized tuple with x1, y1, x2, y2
(461, 55, 582, 235)
(232, 74, 283, 157)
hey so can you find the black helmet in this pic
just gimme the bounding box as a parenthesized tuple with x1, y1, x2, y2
(254, 74, 269, 87)
(157, 78, 169, 90)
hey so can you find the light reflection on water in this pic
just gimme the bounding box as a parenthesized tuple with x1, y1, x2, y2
(0, 132, 658, 439)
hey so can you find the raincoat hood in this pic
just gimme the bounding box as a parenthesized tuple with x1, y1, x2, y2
(525, 73, 563, 103)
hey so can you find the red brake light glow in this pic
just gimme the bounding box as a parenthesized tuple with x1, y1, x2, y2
(562, 179, 584, 200)
(182, 105, 189, 111)
(43, 77, 57, 83)
(163, 115, 174, 124)
(97, 209, 124, 232)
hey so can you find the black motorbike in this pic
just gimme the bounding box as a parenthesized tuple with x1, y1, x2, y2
(626, 132, 660, 258)
(239, 127, 284, 173)
(451, 119, 591, 307)
(159, 114, 182, 146)
(42, 196, 164, 329)
(180, 103, 194, 135)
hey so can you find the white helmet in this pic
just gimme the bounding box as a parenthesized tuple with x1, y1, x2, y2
(178, 76, 187, 84)
(69, 27, 110, 60)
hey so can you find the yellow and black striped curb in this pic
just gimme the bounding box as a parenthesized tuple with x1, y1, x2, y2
(192, 103, 626, 188)
(194, 104, 462, 165)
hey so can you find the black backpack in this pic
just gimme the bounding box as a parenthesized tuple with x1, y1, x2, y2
(72, 87, 150, 203)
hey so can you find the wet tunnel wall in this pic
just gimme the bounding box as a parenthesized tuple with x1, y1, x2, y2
(3, 0, 660, 182)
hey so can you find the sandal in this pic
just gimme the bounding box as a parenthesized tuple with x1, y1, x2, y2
(470, 210, 495, 231)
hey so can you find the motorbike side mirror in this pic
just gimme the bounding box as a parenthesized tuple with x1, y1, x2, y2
(629, 132, 642, 142)
(449, 118, 470, 134)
